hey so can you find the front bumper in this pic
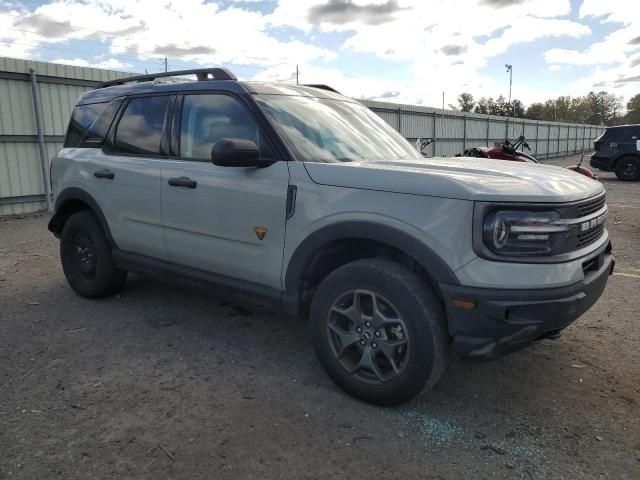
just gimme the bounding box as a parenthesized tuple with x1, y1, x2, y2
(440, 242, 614, 359)
(590, 154, 613, 171)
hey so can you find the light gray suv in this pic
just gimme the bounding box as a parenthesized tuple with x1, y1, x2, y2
(49, 68, 614, 405)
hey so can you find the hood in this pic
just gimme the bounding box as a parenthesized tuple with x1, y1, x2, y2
(303, 157, 604, 203)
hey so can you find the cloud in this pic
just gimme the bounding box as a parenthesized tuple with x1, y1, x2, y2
(614, 75, 640, 84)
(440, 44, 467, 56)
(152, 44, 217, 57)
(0, 0, 335, 68)
(0, 0, 634, 107)
(480, 0, 526, 8)
(50, 57, 131, 69)
(308, 0, 409, 26)
(18, 13, 74, 37)
(629, 36, 640, 45)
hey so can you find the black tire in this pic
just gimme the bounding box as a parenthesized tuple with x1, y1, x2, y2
(310, 259, 451, 406)
(60, 210, 127, 298)
(614, 156, 640, 181)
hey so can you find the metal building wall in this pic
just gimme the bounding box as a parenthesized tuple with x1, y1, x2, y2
(0, 57, 132, 215)
(0, 56, 605, 216)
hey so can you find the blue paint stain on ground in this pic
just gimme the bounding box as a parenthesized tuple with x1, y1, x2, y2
(401, 411, 464, 445)
(400, 410, 547, 474)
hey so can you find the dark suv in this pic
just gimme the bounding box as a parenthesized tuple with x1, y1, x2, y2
(590, 125, 640, 181)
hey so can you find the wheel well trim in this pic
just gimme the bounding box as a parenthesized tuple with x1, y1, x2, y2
(48, 187, 117, 248)
(283, 221, 460, 297)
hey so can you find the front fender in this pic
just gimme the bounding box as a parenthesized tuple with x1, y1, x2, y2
(283, 220, 460, 298)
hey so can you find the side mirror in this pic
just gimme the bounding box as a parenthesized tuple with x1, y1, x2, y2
(211, 138, 272, 167)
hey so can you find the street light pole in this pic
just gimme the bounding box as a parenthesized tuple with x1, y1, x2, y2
(505, 64, 512, 139)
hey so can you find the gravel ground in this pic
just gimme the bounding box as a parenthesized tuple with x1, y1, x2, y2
(1, 154, 638, 479)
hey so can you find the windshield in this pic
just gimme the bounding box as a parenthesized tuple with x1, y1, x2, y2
(256, 94, 422, 163)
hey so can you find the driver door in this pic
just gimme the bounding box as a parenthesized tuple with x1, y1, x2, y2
(160, 93, 290, 290)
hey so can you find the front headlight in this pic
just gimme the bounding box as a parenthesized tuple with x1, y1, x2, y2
(482, 210, 569, 256)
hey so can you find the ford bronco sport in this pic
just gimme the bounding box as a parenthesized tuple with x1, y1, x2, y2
(49, 68, 614, 406)
(590, 124, 640, 181)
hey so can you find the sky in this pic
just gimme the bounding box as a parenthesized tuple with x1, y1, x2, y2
(0, 0, 638, 109)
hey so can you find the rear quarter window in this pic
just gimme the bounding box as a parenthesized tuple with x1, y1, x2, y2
(65, 102, 107, 147)
(64, 100, 122, 148)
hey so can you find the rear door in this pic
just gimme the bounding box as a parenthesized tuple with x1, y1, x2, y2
(160, 92, 289, 290)
(92, 94, 173, 259)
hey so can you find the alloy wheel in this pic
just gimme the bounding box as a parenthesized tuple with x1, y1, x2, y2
(326, 289, 410, 385)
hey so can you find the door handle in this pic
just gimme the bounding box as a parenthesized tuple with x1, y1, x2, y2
(168, 176, 197, 189)
(94, 170, 114, 179)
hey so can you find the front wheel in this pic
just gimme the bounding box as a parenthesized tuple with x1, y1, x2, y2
(310, 259, 451, 406)
(615, 156, 640, 181)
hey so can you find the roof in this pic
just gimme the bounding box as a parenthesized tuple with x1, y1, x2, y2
(77, 76, 351, 106)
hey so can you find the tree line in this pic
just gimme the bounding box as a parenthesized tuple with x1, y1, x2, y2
(450, 92, 640, 126)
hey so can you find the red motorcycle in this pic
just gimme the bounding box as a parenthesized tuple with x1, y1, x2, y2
(461, 135, 597, 179)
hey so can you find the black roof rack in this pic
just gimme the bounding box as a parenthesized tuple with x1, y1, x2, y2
(95, 67, 237, 89)
(302, 84, 341, 94)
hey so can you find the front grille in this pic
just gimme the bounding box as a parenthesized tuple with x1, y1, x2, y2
(577, 223, 605, 248)
(577, 194, 606, 217)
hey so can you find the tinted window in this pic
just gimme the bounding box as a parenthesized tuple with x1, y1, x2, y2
(113, 96, 170, 155)
(605, 127, 636, 142)
(65, 102, 107, 147)
(179, 94, 261, 160)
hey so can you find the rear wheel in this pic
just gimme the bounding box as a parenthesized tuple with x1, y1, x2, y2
(310, 259, 450, 406)
(615, 156, 640, 181)
(60, 210, 127, 298)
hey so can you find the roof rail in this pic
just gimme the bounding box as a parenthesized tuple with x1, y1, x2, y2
(302, 84, 341, 94)
(95, 67, 237, 89)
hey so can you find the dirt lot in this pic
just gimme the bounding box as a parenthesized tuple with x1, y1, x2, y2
(1, 154, 638, 479)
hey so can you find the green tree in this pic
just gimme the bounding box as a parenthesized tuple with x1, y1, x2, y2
(474, 97, 490, 114)
(457, 92, 475, 112)
(625, 94, 640, 123)
(511, 99, 525, 118)
(525, 102, 544, 120)
(587, 91, 624, 126)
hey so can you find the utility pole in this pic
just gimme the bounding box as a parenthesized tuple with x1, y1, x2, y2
(505, 64, 512, 138)
(164, 57, 168, 72)
(442, 91, 445, 111)
(296, 64, 299, 84)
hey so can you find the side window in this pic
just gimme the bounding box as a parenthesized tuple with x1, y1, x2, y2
(606, 128, 632, 142)
(113, 96, 170, 155)
(65, 102, 107, 147)
(179, 94, 264, 160)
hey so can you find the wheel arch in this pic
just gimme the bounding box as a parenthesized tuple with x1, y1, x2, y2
(282, 221, 459, 316)
(48, 187, 116, 248)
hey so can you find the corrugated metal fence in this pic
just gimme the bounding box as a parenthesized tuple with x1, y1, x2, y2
(0, 56, 605, 216)
(361, 99, 605, 158)
(0, 57, 130, 215)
